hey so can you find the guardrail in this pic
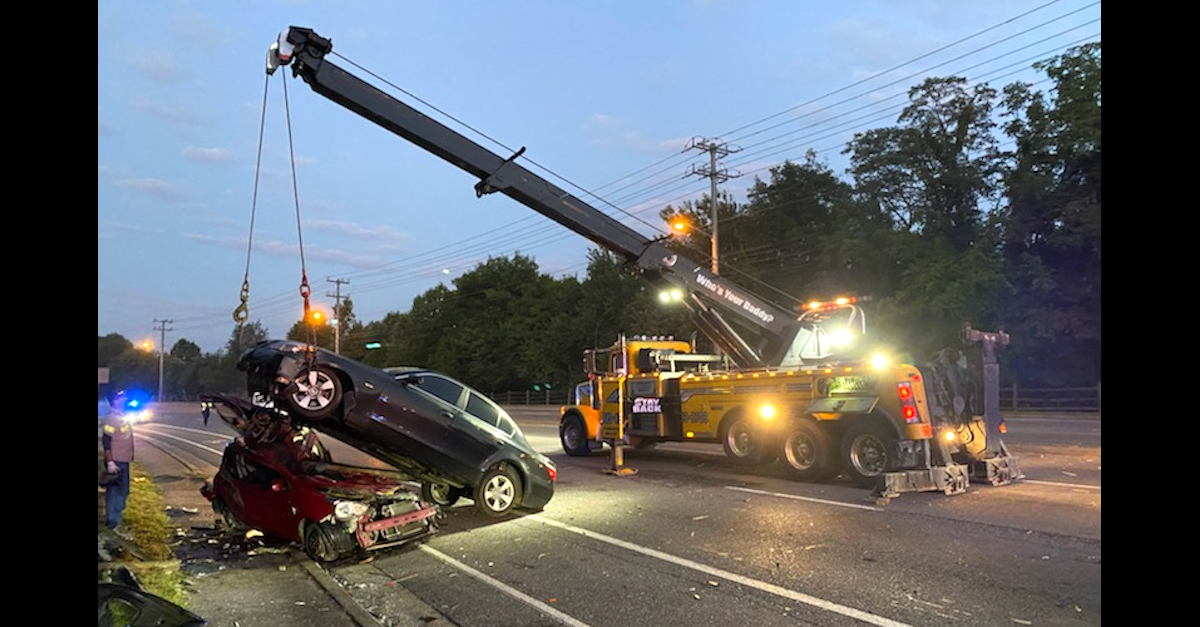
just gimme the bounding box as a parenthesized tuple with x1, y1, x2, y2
(491, 390, 571, 406)
(998, 383, 1101, 413)
(493, 383, 1102, 414)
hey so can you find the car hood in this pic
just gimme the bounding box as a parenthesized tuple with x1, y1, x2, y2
(295, 460, 420, 499)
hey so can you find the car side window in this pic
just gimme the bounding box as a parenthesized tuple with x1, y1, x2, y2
(466, 392, 512, 435)
(495, 411, 520, 438)
(412, 374, 466, 407)
(227, 449, 278, 486)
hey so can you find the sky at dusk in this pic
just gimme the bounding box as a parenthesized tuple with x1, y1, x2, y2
(98, 0, 1101, 354)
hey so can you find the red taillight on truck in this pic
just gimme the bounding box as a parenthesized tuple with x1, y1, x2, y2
(896, 381, 920, 423)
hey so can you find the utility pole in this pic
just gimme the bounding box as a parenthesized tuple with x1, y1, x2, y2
(326, 277, 350, 354)
(152, 319, 172, 402)
(686, 138, 740, 275)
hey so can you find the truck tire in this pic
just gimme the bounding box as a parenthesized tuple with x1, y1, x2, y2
(560, 415, 592, 457)
(721, 415, 776, 465)
(780, 420, 837, 481)
(840, 420, 896, 488)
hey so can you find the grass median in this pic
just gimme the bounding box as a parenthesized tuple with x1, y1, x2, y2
(97, 449, 191, 609)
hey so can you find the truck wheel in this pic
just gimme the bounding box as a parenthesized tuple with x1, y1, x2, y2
(721, 415, 775, 465)
(286, 365, 342, 420)
(841, 421, 896, 487)
(781, 420, 836, 481)
(560, 415, 592, 457)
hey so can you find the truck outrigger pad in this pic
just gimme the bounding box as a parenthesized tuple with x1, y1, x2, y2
(875, 464, 970, 501)
(971, 454, 1023, 486)
(873, 454, 1024, 503)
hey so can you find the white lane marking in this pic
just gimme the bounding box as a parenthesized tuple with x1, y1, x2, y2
(1022, 479, 1101, 491)
(419, 545, 593, 627)
(725, 485, 883, 511)
(144, 423, 233, 438)
(528, 515, 912, 627)
(137, 427, 227, 455)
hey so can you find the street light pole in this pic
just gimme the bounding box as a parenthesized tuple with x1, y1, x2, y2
(153, 319, 172, 402)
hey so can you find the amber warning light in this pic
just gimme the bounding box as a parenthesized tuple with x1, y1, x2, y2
(804, 296, 857, 312)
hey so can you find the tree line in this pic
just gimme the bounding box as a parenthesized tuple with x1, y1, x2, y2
(98, 44, 1099, 401)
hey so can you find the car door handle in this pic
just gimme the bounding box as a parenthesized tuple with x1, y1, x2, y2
(441, 410, 455, 419)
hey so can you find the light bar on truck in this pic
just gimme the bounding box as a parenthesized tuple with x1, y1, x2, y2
(803, 296, 857, 312)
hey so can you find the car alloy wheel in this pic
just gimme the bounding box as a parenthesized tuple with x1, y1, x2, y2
(474, 465, 520, 518)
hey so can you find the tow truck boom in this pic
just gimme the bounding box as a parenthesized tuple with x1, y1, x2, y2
(266, 27, 1022, 497)
(269, 26, 826, 370)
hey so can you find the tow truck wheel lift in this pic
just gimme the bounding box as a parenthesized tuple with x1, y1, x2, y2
(875, 324, 1023, 502)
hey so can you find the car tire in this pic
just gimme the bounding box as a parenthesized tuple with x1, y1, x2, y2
(303, 522, 340, 563)
(560, 415, 591, 457)
(474, 464, 521, 518)
(421, 481, 462, 507)
(287, 365, 342, 420)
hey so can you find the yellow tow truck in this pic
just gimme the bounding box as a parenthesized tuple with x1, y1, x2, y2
(267, 26, 1022, 497)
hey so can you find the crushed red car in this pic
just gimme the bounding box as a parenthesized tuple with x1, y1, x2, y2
(236, 339, 556, 518)
(199, 393, 439, 563)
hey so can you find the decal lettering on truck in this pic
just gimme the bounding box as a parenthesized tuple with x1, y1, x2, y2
(632, 397, 662, 414)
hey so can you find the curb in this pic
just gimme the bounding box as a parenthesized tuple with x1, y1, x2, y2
(296, 553, 383, 627)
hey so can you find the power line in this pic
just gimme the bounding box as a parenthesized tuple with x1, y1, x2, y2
(179, 3, 1100, 346)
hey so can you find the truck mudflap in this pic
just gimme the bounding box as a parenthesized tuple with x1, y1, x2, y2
(874, 464, 970, 502)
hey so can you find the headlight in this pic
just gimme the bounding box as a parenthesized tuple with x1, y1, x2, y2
(124, 409, 152, 424)
(333, 500, 369, 522)
(759, 404, 776, 420)
(828, 329, 852, 345)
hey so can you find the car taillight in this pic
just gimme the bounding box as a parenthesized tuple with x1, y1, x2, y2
(546, 462, 558, 483)
(896, 381, 920, 424)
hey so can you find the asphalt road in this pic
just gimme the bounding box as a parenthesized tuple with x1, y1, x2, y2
(134, 403, 1101, 627)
